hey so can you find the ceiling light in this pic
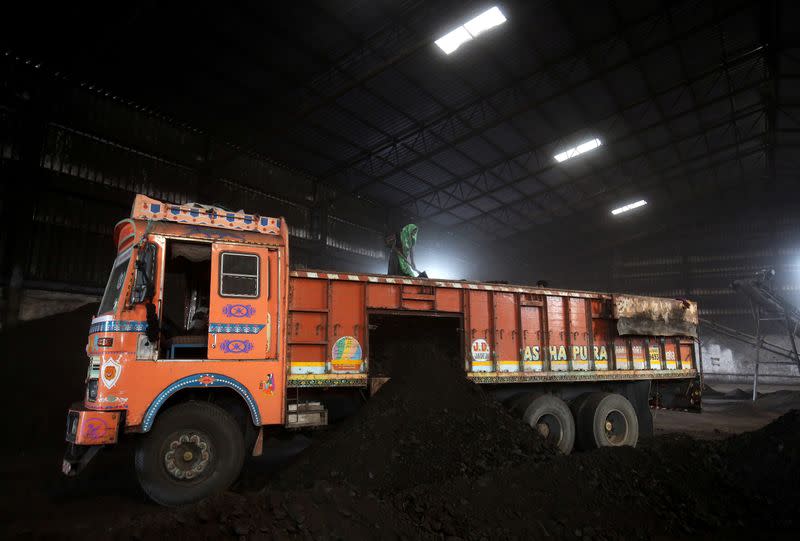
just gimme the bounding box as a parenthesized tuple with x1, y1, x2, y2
(435, 7, 507, 55)
(435, 26, 473, 55)
(611, 200, 647, 215)
(554, 138, 602, 162)
(464, 6, 507, 37)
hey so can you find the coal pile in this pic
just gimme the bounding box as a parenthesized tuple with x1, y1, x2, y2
(125, 402, 800, 540)
(394, 410, 800, 540)
(279, 340, 556, 494)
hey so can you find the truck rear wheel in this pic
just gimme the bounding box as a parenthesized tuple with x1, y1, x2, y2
(135, 401, 245, 506)
(573, 392, 639, 450)
(520, 394, 575, 455)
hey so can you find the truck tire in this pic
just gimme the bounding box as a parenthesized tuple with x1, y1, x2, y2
(135, 400, 245, 506)
(521, 394, 575, 455)
(573, 392, 639, 450)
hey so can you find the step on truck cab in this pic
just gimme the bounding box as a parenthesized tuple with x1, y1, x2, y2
(63, 194, 701, 506)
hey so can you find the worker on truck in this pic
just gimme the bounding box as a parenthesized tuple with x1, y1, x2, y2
(386, 223, 427, 277)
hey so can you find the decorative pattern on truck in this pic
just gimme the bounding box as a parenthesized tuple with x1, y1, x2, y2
(209, 323, 266, 334)
(467, 368, 698, 385)
(222, 304, 257, 318)
(259, 373, 276, 395)
(220, 339, 254, 354)
(100, 357, 122, 389)
(142, 374, 261, 431)
(471, 339, 491, 372)
(132, 195, 282, 235)
(89, 320, 148, 333)
(330, 336, 363, 373)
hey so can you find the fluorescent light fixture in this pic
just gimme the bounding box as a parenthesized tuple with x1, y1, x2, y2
(435, 26, 473, 55)
(554, 137, 602, 162)
(464, 6, 507, 37)
(435, 6, 507, 55)
(611, 200, 647, 215)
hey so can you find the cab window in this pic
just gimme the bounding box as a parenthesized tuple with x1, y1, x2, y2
(219, 252, 260, 298)
(99, 248, 132, 314)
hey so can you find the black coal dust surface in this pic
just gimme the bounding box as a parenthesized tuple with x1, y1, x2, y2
(0, 303, 98, 451)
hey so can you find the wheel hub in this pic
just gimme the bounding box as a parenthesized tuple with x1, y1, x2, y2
(603, 410, 628, 445)
(164, 432, 211, 480)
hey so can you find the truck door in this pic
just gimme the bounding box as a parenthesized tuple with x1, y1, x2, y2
(208, 244, 278, 360)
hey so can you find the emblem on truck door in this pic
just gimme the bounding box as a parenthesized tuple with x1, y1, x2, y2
(101, 357, 122, 389)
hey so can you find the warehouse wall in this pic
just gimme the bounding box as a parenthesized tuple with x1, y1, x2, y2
(609, 199, 800, 382)
(0, 56, 391, 327)
(512, 194, 800, 383)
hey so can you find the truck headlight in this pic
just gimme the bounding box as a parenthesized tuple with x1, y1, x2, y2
(87, 379, 98, 402)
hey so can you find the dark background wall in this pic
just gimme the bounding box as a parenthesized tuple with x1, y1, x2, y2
(0, 58, 393, 325)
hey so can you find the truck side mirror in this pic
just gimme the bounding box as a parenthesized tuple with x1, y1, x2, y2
(131, 242, 157, 305)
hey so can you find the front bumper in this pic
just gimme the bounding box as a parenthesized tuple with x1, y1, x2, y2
(62, 406, 122, 477)
(65, 407, 121, 445)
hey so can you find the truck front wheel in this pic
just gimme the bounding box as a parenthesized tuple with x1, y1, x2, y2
(135, 401, 245, 506)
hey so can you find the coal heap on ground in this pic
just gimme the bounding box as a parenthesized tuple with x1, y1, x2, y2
(279, 340, 556, 494)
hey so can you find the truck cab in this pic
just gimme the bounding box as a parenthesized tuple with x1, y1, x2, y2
(64, 195, 289, 505)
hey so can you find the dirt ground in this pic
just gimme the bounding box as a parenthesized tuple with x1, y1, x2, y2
(2, 307, 799, 540)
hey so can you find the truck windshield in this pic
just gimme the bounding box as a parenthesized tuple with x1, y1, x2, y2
(98, 248, 132, 315)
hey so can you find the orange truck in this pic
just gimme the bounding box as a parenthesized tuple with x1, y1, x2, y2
(63, 194, 701, 505)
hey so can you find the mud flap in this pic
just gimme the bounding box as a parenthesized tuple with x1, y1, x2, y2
(621, 380, 654, 437)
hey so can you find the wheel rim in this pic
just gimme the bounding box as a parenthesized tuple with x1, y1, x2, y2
(535, 413, 563, 446)
(602, 409, 628, 445)
(162, 430, 213, 482)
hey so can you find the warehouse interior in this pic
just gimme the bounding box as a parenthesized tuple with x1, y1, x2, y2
(1, 0, 799, 538)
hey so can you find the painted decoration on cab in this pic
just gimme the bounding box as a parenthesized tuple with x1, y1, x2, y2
(223, 304, 256, 318)
(260, 373, 276, 395)
(209, 323, 265, 334)
(330, 336, 363, 373)
(82, 416, 111, 443)
(220, 339, 254, 354)
(101, 357, 122, 389)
